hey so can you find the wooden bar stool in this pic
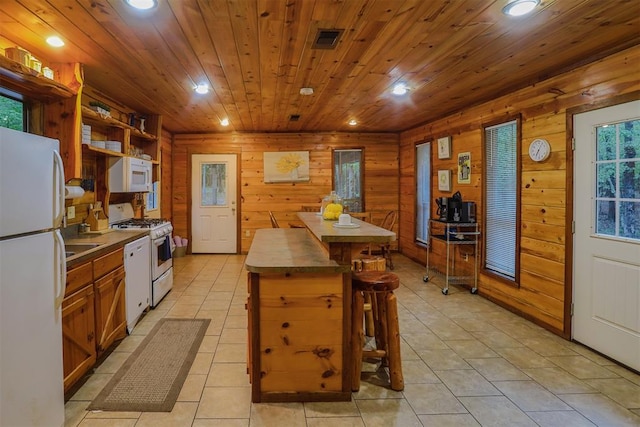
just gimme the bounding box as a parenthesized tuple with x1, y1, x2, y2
(351, 271, 403, 391)
(352, 255, 386, 337)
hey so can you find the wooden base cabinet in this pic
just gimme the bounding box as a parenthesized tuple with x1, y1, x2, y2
(62, 276, 96, 393)
(248, 272, 351, 403)
(62, 247, 127, 392)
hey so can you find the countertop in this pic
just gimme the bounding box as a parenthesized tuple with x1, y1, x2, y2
(297, 212, 396, 243)
(245, 228, 350, 274)
(65, 229, 148, 268)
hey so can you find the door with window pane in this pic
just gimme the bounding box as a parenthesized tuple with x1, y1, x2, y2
(573, 100, 640, 371)
(191, 154, 237, 253)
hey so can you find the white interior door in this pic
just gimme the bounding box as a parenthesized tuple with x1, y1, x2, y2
(573, 100, 640, 371)
(191, 154, 237, 253)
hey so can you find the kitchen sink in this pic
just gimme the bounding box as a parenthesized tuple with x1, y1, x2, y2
(65, 243, 102, 256)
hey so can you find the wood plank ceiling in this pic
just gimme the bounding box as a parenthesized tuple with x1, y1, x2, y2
(1, 0, 638, 134)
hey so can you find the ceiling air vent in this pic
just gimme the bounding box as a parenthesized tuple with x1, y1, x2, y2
(289, 114, 301, 121)
(312, 29, 344, 49)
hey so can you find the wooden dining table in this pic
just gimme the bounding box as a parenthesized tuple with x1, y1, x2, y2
(296, 212, 396, 266)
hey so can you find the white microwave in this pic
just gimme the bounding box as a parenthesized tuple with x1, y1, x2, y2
(109, 157, 152, 192)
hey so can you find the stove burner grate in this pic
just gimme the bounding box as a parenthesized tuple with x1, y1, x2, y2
(113, 219, 170, 229)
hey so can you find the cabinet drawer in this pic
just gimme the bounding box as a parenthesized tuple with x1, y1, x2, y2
(93, 248, 123, 279)
(66, 261, 93, 297)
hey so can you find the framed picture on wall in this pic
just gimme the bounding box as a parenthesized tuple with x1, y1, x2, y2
(263, 151, 310, 183)
(457, 152, 471, 184)
(438, 169, 451, 191)
(437, 136, 451, 159)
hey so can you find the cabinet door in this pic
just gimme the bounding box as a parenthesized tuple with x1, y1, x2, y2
(94, 266, 127, 355)
(62, 285, 96, 392)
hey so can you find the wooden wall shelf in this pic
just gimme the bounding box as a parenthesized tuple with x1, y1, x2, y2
(0, 55, 76, 100)
(81, 105, 157, 142)
(83, 144, 158, 165)
(83, 144, 125, 158)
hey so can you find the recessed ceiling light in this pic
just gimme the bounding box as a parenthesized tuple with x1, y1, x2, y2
(502, 0, 540, 17)
(46, 36, 65, 47)
(300, 87, 314, 95)
(220, 118, 229, 126)
(392, 83, 408, 96)
(194, 83, 209, 94)
(125, 0, 157, 10)
(348, 119, 357, 126)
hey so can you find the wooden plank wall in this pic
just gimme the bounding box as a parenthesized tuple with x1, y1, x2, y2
(399, 45, 639, 335)
(171, 132, 399, 254)
(160, 127, 173, 222)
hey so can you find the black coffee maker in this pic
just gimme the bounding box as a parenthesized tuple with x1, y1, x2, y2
(435, 197, 449, 221)
(447, 192, 463, 222)
(436, 192, 472, 222)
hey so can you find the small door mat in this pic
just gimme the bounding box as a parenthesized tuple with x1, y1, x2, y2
(88, 318, 210, 412)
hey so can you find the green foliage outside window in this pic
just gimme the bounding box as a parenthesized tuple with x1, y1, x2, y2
(0, 95, 24, 131)
(595, 120, 640, 240)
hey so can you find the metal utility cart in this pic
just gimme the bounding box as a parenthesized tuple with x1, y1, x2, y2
(423, 219, 480, 295)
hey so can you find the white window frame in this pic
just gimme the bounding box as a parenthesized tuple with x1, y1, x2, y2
(484, 119, 520, 282)
(593, 119, 640, 241)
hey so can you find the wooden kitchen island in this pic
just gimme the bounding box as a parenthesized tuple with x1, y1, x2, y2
(245, 215, 396, 403)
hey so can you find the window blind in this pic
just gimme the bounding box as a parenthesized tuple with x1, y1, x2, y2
(484, 120, 517, 279)
(416, 142, 431, 243)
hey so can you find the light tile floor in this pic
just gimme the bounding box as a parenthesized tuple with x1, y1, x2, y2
(65, 254, 640, 426)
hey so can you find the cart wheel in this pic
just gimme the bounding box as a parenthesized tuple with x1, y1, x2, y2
(442, 288, 448, 295)
(423, 275, 429, 282)
(470, 288, 478, 294)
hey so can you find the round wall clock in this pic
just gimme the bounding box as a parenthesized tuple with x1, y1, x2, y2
(528, 138, 551, 162)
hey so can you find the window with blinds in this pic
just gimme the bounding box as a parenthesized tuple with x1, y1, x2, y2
(416, 142, 431, 244)
(484, 120, 518, 280)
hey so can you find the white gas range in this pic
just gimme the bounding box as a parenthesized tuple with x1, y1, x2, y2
(109, 203, 174, 309)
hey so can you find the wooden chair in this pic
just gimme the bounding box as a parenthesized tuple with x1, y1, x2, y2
(378, 211, 397, 269)
(348, 212, 371, 254)
(360, 211, 396, 268)
(301, 205, 321, 212)
(349, 212, 371, 222)
(268, 211, 279, 228)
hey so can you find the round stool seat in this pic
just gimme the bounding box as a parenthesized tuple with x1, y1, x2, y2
(352, 271, 399, 292)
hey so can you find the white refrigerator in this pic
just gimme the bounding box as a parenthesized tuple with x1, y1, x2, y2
(0, 127, 66, 427)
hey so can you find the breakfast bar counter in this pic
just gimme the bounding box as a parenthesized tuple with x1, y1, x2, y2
(245, 228, 349, 274)
(297, 211, 396, 266)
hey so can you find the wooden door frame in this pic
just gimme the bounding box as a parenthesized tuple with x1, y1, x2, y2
(187, 149, 241, 254)
(564, 90, 640, 339)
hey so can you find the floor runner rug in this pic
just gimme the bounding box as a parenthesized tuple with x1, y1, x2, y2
(88, 318, 210, 412)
